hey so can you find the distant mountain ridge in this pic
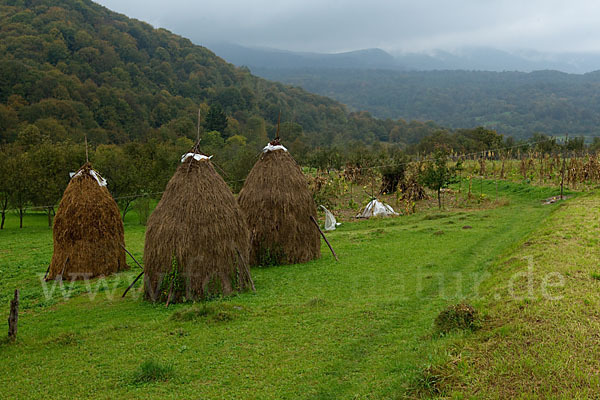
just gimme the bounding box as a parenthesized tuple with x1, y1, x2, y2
(209, 42, 600, 74)
(205, 42, 400, 70)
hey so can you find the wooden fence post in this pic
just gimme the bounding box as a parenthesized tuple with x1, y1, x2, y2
(8, 289, 19, 341)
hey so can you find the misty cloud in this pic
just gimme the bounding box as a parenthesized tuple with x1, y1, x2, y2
(95, 0, 600, 54)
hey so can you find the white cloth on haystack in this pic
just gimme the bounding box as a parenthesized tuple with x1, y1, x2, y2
(69, 169, 107, 187)
(181, 153, 213, 163)
(263, 143, 287, 152)
(320, 205, 341, 231)
(356, 199, 398, 218)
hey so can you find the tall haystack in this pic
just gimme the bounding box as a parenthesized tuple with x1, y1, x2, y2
(238, 140, 321, 266)
(48, 163, 127, 280)
(143, 152, 253, 302)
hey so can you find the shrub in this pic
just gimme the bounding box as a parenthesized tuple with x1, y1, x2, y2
(434, 303, 480, 335)
(131, 359, 174, 384)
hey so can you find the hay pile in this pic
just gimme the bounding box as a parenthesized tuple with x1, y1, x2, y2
(143, 154, 252, 302)
(48, 163, 127, 280)
(238, 142, 321, 266)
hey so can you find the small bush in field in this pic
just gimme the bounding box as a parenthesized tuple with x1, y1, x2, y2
(434, 303, 480, 335)
(131, 359, 174, 384)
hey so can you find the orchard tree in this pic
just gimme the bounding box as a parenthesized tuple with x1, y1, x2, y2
(29, 142, 83, 227)
(379, 148, 410, 194)
(7, 150, 36, 228)
(94, 144, 141, 221)
(419, 148, 462, 209)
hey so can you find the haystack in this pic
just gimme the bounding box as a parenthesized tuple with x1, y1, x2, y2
(143, 152, 253, 302)
(47, 163, 127, 280)
(238, 140, 321, 266)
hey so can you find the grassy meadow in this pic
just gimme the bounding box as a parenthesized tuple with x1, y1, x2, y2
(0, 180, 588, 399)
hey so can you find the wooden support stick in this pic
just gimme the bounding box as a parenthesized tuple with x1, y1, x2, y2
(197, 108, 201, 142)
(8, 289, 19, 341)
(275, 111, 281, 141)
(84, 133, 89, 163)
(57, 256, 69, 281)
(122, 270, 144, 298)
(165, 280, 174, 308)
(235, 248, 255, 291)
(121, 244, 143, 269)
(310, 215, 339, 261)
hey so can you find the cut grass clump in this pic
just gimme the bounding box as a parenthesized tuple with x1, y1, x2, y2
(170, 303, 244, 323)
(434, 303, 480, 335)
(131, 359, 174, 384)
(45, 332, 81, 346)
(305, 297, 329, 308)
(410, 363, 457, 397)
(591, 272, 600, 281)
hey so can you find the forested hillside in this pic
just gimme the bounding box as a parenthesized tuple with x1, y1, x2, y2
(254, 68, 600, 139)
(0, 0, 443, 148)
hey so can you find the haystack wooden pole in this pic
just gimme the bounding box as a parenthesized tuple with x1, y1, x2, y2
(121, 244, 143, 269)
(310, 216, 338, 261)
(84, 133, 89, 163)
(8, 289, 19, 341)
(275, 111, 281, 141)
(197, 108, 201, 142)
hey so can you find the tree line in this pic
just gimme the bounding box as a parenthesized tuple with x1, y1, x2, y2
(2, 125, 593, 229)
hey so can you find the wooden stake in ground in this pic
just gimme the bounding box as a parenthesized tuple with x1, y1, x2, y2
(8, 289, 19, 341)
(310, 216, 339, 261)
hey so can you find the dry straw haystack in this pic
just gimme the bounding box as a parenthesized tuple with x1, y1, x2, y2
(48, 163, 127, 280)
(238, 141, 321, 266)
(143, 153, 253, 302)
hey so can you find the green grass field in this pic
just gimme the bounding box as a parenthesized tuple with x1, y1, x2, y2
(0, 181, 585, 399)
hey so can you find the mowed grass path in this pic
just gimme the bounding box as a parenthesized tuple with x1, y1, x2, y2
(0, 182, 561, 399)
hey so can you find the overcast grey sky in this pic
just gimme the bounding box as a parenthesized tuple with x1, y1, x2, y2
(95, 0, 600, 54)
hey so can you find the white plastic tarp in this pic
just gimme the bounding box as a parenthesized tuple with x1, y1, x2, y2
(263, 143, 288, 152)
(181, 153, 213, 163)
(320, 205, 341, 231)
(357, 199, 398, 218)
(69, 169, 107, 187)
